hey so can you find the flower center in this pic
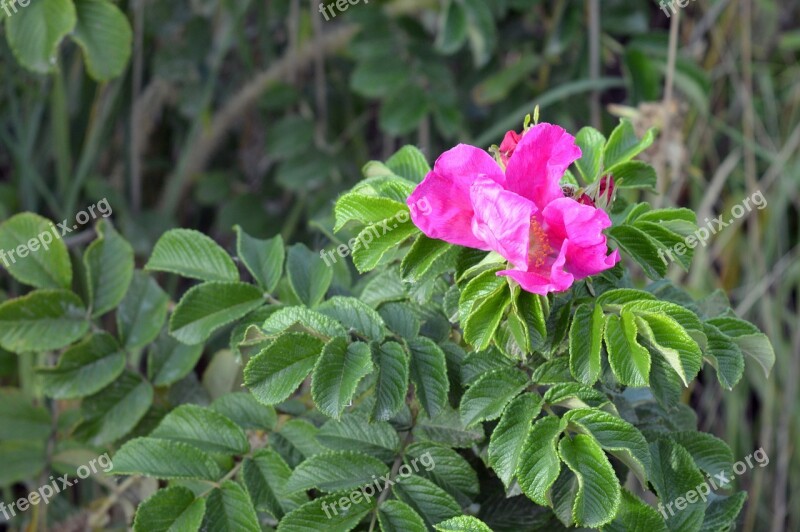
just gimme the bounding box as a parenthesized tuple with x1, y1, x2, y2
(529, 217, 552, 269)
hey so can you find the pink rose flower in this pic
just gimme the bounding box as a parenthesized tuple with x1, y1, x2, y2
(406, 123, 620, 295)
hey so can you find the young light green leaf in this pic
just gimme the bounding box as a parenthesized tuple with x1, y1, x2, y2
(462, 283, 511, 351)
(636, 313, 702, 386)
(385, 145, 431, 183)
(516, 416, 564, 506)
(203, 481, 260, 532)
(352, 220, 418, 273)
(70, 0, 132, 80)
(603, 119, 655, 169)
(133, 487, 206, 532)
(460, 367, 528, 428)
(569, 304, 604, 385)
(145, 228, 238, 282)
(408, 337, 450, 418)
(36, 332, 125, 399)
(574, 127, 606, 183)
(150, 404, 249, 455)
(244, 333, 324, 405)
(488, 392, 543, 489)
(604, 312, 650, 387)
(371, 341, 410, 421)
(234, 226, 284, 292)
(334, 193, 407, 232)
(608, 160, 657, 189)
(312, 338, 373, 419)
(113, 437, 222, 480)
(287, 243, 333, 307)
(5, 0, 76, 73)
(169, 282, 264, 345)
(0, 213, 71, 289)
(285, 451, 389, 493)
(117, 271, 169, 349)
(0, 289, 88, 352)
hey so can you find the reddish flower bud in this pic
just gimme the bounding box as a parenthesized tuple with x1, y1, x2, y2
(499, 130, 523, 165)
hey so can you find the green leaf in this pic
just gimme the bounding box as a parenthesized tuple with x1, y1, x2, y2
(596, 288, 656, 309)
(133, 487, 206, 532)
(0, 440, 46, 486)
(36, 332, 125, 399)
(435, 0, 468, 54)
(393, 475, 461, 530)
(574, 127, 606, 183)
(488, 392, 543, 489)
(569, 304, 604, 385)
(622, 300, 703, 334)
(203, 480, 260, 532)
(385, 146, 431, 183)
(634, 221, 693, 271)
(243, 449, 306, 519)
(147, 329, 204, 386)
(83, 221, 133, 317)
(334, 194, 407, 232)
(277, 492, 375, 532)
(0, 289, 88, 352)
(603, 119, 655, 169)
(463, 283, 511, 351)
(76, 370, 153, 445)
(150, 404, 249, 455)
(562, 408, 651, 487)
(287, 243, 333, 307)
(543, 383, 610, 410)
(350, 56, 411, 99)
(415, 408, 484, 448)
(285, 451, 390, 493)
(312, 338, 373, 419)
(234, 226, 284, 292)
(262, 306, 347, 339)
(516, 416, 564, 506)
(318, 296, 386, 341)
(378, 499, 427, 532)
(379, 85, 429, 136)
(244, 333, 324, 405)
(460, 367, 528, 428)
(352, 220, 419, 273)
(604, 312, 650, 387)
(408, 337, 450, 418)
(113, 437, 222, 480)
(462, 0, 497, 67)
(648, 438, 706, 532)
(603, 489, 667, 532)
(700, 492, 747, 532)
(0, 212, 71, 289)
(435, 516, 493, 531)
(211, 392, 277, 431)
(69, 0, 131, 80)
(401, 236, 454, 283)
(0, 389, 51, 440)
(608, 161, 657, 189)
(701, 323, 744, 389)
(458, 267, 505, 324)
(669, 432, 733, 477)
(117, 271, 169, 349)
(318, 413, 400, 462)
(708, 316, 775, 377)
(272, 419, 326, 467)
(558, 434, 621, 528)
(637, 313, 702, 386)
(378, 303, 420, 340)
(406, 441, 479, 504)
(169, 282, 264, 345)
(146, 229, 238, 282)
(371, 341, 410, 421)
(608, 225, 668, 279)
(5, 0, 76, 73)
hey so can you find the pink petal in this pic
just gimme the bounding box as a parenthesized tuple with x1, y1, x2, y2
(504, 123, 581, 209)
(566, 244, 620, 280)
(469, 176, 536, 270)
(407, 144, 503, 249)
(542, 197, 612, 248)
(498, 241, 574, 295)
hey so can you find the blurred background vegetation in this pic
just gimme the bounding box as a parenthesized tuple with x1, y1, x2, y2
(0, 0, 798, 530)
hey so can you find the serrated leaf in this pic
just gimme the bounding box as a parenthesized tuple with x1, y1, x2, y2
(401, 236, 454, 283)
(649, 438, 706, 531)
(352, 219, 418, 273)
(708, 316, 774, 377)
(150, 404, 248, 455)
(211, 392, 276, 431)
(569, 304, 604, 385)
(334, 194, 407, 232)
(378, 303, 420, 340)
(169, 282, 264, 345)
(460, 367, 528, 428)
(203, 480, 260, 532)
(287, 244, 333, 307)
(385, 146, 431, 183)
(701, 323, 744, 389)
(608, 161, 657, 189)
(272, 419, 326, 467)
(596, 288, 656, 309)
(83, 221, 133, 317)
(145, 229, 238, 282)
(113, 437, 222, 480)
(700, 492, 747, 532)
(117, 271, 169, 349)
(558, 434, 621, 528)
(76, 370, 152, 445)
(637, 314, 702, 386)
(36, 332, 125, 399)
(5, 0, 76, 73)
(0, 212, 71, 289)
(234, 226, 284, 292)
(489, 393, 544, 489)
(543, 383, 610, 410)
(406, 442, 479, 504)
(312, 338, 373, 419)
(318, 413, 400, 461)
(516, 416, 564, 506)
(602, 489, 667, 532)
(604, 120, 655, 169)
(415, 408, 484, 448)
(277, 492, 375, 532)
(435, 515, 493, 531)
(669, 432, 733, 478)
(574, 127, 606, 183)
(262, 306, 347, 339)
(378, 499, 427, 532)
(147, 329, 204, 386)
(608, 225, 667, 279)
(372, 341, 410, 421)
(0, 289, 88, 352)
(133, 487, 206, 532)
(408, 337, 449, 418)
(243, 449, 306, 519)
(458, 267, 505, 324)
(318, 296, 386, 341)
(605, 313, 650, 387)
(393, 475, 461, 530)
(286, 451, 389, 493)
(463, 283, 510, 351)
(244, 332, 324, 405)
